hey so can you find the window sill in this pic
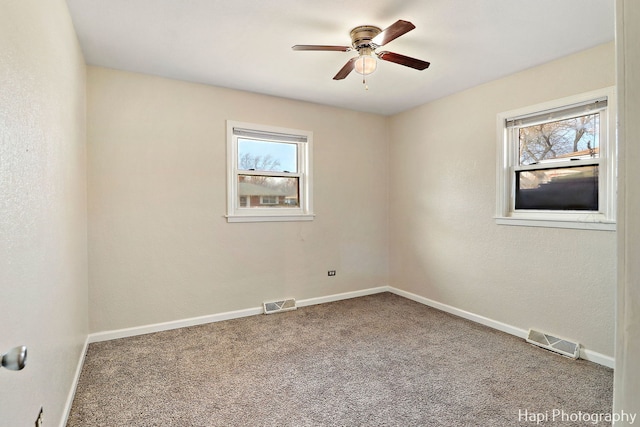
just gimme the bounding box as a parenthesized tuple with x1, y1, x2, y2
(495, 216, 615, 231)
(226, 214, 315, 223)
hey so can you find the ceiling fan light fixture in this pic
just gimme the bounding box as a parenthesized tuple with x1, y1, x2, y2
(354, 48, 377, 75)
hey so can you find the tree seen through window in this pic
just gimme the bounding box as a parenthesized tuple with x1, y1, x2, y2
(519, 113, 599, 166)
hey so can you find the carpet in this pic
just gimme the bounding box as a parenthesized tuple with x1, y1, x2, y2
(67, 293, 613, 426)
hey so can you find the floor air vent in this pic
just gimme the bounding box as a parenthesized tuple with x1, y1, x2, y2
(526, 329, 580, 359)
(263, 298, 296, 315)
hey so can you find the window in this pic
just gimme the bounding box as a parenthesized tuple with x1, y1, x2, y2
(226, 120, 313, 222)
(260, 196, 278, 205)
(496, 87, 616, 230)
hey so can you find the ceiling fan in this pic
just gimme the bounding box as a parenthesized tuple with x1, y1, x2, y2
(292, 19, 430, 81)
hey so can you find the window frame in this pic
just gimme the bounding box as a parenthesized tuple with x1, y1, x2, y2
(226, 120, 314, 223)
(495, 87, 616, 231)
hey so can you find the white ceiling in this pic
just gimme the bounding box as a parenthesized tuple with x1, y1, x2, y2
(65, 0, 615, 116)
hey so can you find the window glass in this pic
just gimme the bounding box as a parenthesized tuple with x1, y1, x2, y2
(237, 175, 299, 208)
(518, 113, 599, 166)
(237, 139, 298, 173)
(515, 165, 598, 211)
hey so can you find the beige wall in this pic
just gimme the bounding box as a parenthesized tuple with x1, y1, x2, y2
(0, 0, 88, 426)
(87, 66, 389, 333)
(389, 43, 616, 357)
(614, 0, 640, 420)
(89, 45, 619, 358)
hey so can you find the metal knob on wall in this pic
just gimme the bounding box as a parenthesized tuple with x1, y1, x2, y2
(1, 346, 27, 371)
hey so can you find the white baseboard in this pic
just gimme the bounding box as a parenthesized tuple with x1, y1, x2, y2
(88, 286, 389, 344)
(388, 287, 529, 339)
(387, 286, 615, 369)
(85, 285, 614, 369)
(297, 286, 388, 308)
(60, 336, 89, 427)
(88, 306, 264, 343)
(580, 348, 615, 368)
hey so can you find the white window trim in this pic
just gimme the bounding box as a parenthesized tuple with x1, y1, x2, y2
(226, 120, 314, 223)
(495, 87, 616, 231)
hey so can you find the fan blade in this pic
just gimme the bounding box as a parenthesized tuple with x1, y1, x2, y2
(333, 57, 358, 80)
(377, 51, 430, 70)
(292, 45, 351, 52)
(371, 20, 415, 46)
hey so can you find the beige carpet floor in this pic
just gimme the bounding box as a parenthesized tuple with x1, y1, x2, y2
(67, 293, 613, 426)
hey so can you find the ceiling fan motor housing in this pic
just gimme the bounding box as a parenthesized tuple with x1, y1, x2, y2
(349, 25, 382, 49)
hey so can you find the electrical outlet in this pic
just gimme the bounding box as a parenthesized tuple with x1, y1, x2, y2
(35, 407, 43, 427)
(328, 270, 336, 276)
